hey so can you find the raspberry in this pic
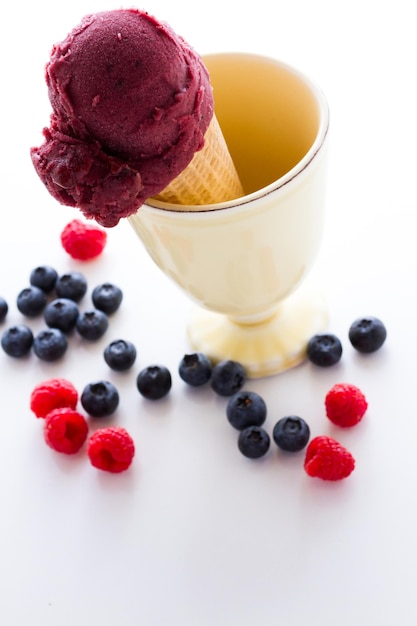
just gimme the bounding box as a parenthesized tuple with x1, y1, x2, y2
(30, 378, 78, 418)
(304, 436, 355, 481)
(325, 383, 368, 427)
(60, 219, 107, 260)
(44, 408, 89, 454)
(87, 427, 135, 473)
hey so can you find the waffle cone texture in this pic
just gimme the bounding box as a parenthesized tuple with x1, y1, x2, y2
(155, 115, 244, 208)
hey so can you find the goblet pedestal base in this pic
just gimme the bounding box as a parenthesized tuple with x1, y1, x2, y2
(187, 289, 328, 378)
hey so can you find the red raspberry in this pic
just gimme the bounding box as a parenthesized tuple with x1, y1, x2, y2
(325, 383, 368, 427)
(30, 378, 78, 418)
(60, 219, 107, 260)
(44, 408, 89, 454)
(87, 427, 135, 473)
(304, 436, 355, 481)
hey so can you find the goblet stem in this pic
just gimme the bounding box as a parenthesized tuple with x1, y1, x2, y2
(228, 306, 282, 326)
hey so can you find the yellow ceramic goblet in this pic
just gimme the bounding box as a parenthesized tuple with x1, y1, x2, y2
(129, 53, 329, 377)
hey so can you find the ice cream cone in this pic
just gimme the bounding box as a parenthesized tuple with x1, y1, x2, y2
(154, 114, 244, 208)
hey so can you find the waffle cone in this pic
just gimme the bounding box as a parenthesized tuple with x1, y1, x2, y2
(154, 114, 244, 208)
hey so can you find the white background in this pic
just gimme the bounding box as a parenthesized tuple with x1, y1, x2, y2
(1, 1, 416, 624)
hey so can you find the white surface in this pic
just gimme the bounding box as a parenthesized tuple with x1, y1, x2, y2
(1, 1, 416, 624)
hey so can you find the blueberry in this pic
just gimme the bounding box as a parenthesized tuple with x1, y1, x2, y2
(33, 328, 68, 361)
(307, 333, 343, 367)
(16, 286, 47, 317)
(178, 353, 212, 386)
(92, 283, 123, 314)
(55, 271, 87, 302)
(0, 297, 8, 322)
(136, 365, 172, 400)
(104, 339, 137, 371)
(238, 426, 270, 459)
(226, 391, 267, 430)
(272, 416, 310, 452)
(210, 360, 246, 396)
(76, 310, 109, 340)
(44, 298, 79, 332)
(1, 325, 34, 357)
(81, 380, 119, 417)
(349, 316, 387, 353)
(30, 265, 58, 293)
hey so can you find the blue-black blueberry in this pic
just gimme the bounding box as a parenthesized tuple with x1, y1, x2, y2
(76, 310, 109, 340)
(33, 328, 68, 361)
(178, 352, 212, 386)
(210, 360, 246, 396)
(104, 339, 137, 371)
(348, 316, 387, 353)
(55, 271, 87, 302)
(226, 390, 267, 430)
(307, 333, 343, 367)
(1, 325, 34, 357)
(136, 365, 172, 400)
(81, 380, 120, 417)
(29, 265, 58, 293)
(16, 286, 47, 317)
(238, 426, 271, 459)
(92, 283, 123, 315)
(272, 416, 310, 452)
(44, 298, 79, 333)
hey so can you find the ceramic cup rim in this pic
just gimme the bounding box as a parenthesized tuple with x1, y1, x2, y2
(144, 52, 329, 217)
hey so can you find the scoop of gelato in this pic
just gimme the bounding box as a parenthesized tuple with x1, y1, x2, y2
(31, 9, 214, 226)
